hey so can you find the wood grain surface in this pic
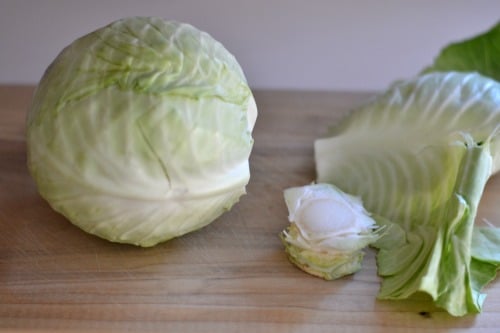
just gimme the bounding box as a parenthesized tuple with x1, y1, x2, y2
(1, 86, 500, 332)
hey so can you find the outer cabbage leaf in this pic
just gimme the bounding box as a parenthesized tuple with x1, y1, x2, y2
(315, 72, 500, 316)
(470, 227, 500, 299)
(423, 21, 500, 82)
(27, 17, 257, 246)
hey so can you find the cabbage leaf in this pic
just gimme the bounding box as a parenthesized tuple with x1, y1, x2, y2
(314, 21, 500, 316)
(315, 72, 500, 316)
(423, 21, 500, 82)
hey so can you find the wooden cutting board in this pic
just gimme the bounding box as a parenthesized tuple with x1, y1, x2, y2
(1, 86, 499, 332)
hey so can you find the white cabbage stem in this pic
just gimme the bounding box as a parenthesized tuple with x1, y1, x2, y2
(280, 183, 381, 280)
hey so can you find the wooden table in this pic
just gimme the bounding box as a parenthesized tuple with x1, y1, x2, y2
(1, 85, 499, 332)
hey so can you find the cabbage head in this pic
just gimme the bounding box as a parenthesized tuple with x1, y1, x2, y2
(27, 17, 257, 247)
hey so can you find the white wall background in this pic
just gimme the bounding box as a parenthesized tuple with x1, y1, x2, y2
(1, 0, 499, 91)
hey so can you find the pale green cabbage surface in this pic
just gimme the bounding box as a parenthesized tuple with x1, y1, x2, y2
(27, 17, 257, 246)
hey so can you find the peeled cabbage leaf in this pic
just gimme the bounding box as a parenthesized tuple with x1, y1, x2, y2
(423, 21, 500, 82)
(27, 17, 257, 247)
(315, 72, 500, 316)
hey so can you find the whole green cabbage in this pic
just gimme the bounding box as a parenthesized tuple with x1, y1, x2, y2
(27, 17, 257, 246)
